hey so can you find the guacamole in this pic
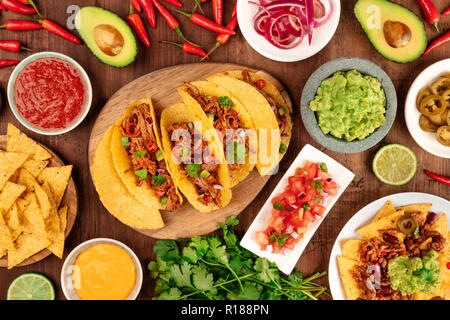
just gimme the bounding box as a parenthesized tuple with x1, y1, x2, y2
(309, 70, 386, 142)
(388, 250, 441, 296)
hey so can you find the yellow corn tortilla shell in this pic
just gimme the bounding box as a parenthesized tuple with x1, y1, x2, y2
(208, 70, 292, 172)
(37, 165, 73, 208)
(6, 123, 51, 161)
(207, 73, 281, 176)
(357, 210, 406, 243)
(22, 159, 49, 178)
(160, 103, 232, 212)
(92, 127, 164, 229)
(0, 151, 28, 191)
(337, 256, 363, 300)
(110, 99, 182, 209)
(17, 169, 52, 219)
(7, 231, 51, 269)
(178, 82, 257, 187)
(372, 200, 396, 222)
(0, 182, 26, 213)
(4, 203, 21, 241)
(341, 239, 363, 261)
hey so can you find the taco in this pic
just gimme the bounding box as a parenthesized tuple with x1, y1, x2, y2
(160, 103, 232, 212)
(207, 70, 292, 175)
(178, 81, 257, 187)
(110, 99, 182, 211)
(338, 201, 449, 300)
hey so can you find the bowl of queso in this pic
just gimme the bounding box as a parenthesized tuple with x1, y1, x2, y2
(61, 238, 143, 300)
(7, 52, 92, 135)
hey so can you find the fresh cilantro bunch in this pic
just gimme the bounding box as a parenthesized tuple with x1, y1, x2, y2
(148, 216, 328, 300)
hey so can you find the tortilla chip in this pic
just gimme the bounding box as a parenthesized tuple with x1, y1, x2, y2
(17, 169, 51, 219)
(16, 198, 29, 214)
(41, 182, 63, 258)
(37, 165, 72, 208)
(206, 74, 281, 175)
(22, 159, 49, 178)
(178, 82, 257, 187)
(4, 203, 22, 241)
(59, 206, 68, 233)
(0, 212, 14, 251)
(0, 248, 5, 259)
(0, 151, 28, 191)
(47, 206, 67, 259)
(396, 203, 432, 215)
(20, 192, 47, 238)
(6, 123, 51, 161)
(337, 256, 363, 300)
(160, 103, 232, 212)
(357, 210, 406, 243)
(430, 214, 448, 240)
(373, 200, 396, 222)
(342, 239, 363, 261)
(0, 182, 26, 213)
(92, 127, 164, 229)
(7, 231, 51, 269)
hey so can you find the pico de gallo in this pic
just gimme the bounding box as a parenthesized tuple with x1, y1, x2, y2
(255, 161, 338, 254)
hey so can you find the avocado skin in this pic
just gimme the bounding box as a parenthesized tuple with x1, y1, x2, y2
(354, 0, 427, 63)
(75, 6, 138, 68)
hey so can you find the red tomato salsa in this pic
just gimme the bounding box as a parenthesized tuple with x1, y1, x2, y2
(255, 161, 338, 254)
(13, 57, 87, 131)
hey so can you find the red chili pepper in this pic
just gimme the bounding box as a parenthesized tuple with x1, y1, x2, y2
(422, 30, 450, 56)
(162, 0, 182, 7)
(417, 0, 440, 32)
(161, 40, 210, 60)
(127, 3, 151, 47)
(0, 0, 35, 14)
(212, 0, 223, 25)
(232, 0, 237, 18)
(175, 10, 235, 35)
(126, 123, 140, 137)
(139, 0, 156, 28)
(130, 0, 141, 13)
(0, 40, 32, 52)
(0, 4, 6, 10)
(201, 15, 238, 61)
(0, 19, 42, 30)
(0, 59, 20, 67)
(443, 7, 450, 16)
(152, 0, 199, 46)
(155, 190, 165, 198)
(38, 19, 81, 44)
(447, 262, 450, 270)
(424, 169, 450, 185)
(15, 0, 40, 16)
(147, 142, 158, 153)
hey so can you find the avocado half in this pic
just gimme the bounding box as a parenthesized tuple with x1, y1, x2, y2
(355, 0, 427, 63)
(75, 6, 137, 67)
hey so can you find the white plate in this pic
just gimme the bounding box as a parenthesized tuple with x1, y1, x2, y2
(240, 144, 354, 275)
(237, 0, 341, 62)
(405, 59, 450, 158)
(328, 192, 450, 300)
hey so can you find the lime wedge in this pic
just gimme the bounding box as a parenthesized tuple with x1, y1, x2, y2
(372, 144, 417, 186)
(7, 273, 55, 300)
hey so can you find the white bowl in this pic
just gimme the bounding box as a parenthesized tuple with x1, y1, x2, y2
(240, 144, 354, 275)
(61, 238, 143, 300)
(7, 51, 92, 136)
(237, 0, 341, 62)
(405, 59, 450, 158)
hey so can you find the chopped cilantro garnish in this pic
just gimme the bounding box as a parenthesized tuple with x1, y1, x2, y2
(273, 202, 291, 211)
(268, 232, 291, 247)
(187, 163, 202, 178)
(122, 137, 129, 147)
(320, 162, 328, 172)
(303, 203, 311, 211)
(218, 96, 234, 109)
(314, 196, 322, 203)
(200, 170, 210, 178)
(135, 169, 148, 179)
(134, 150, 147, 158)
(152, 174, 167, 186)
(311, 180, 323, 194)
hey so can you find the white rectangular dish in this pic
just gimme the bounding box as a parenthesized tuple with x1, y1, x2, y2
(240, 144, 355, 275)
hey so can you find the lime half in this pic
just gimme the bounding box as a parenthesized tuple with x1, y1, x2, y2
(7, 273, 55, 300)
(373, 144, 417, 186)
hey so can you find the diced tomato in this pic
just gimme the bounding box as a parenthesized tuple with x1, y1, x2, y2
(271, 194, 285, 205)
(284, 236, 296, 250)
(318, 170, 333, 181)
(303, 210, 316, 224)
(324, 181, 338, 196)
(288, 176, 304, 194)
(255, 232, 269, 246)
(155, 190, 165, 199)
(283, 190, 297, 204)
(296, 226, 308, 234)
(271, 217, 284, 233)
(307, 163, 318, 179)
(273, 245, 282, 254)
(313, 205, 326, 216)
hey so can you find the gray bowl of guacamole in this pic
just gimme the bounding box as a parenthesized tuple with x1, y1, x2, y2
(301, 57, 397, 153)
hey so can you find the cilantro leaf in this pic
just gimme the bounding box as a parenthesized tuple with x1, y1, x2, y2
(151, 174, 167, 186)
(169, 261, 193, 288)
(154, 240, 180, 262)
(227, 282, 261, 300)
(192, 266, 214, 291)
(133, 150, 147, 158)
(182, 247, 198, 264)
(254, 258, 280, 284)
(156, 288, 182, 300)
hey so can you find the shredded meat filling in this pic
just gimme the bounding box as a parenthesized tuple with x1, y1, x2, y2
(120, 103, 181, 211)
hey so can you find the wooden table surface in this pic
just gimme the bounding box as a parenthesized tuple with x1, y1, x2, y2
(0, 0, 449, 300)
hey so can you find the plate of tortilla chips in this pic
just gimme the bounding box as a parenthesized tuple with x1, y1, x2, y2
(329, 193, 449, 300)
(0, 123, 76, 269)
(88, 63, 293, 239)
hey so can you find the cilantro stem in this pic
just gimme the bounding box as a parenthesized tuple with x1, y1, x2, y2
(200, 258, 244, 293)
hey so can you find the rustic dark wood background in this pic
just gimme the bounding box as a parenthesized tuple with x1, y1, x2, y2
(0, 0, 449, 300)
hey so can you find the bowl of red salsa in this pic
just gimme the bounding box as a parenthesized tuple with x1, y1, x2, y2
(7, 52, 92, 135)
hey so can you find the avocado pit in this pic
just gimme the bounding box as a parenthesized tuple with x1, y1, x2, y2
(383, 21, 412, 48)
(94, 24, 124, 56)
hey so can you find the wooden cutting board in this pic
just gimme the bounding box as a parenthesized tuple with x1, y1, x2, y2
(0, 136, 78, 268)
(88, 63, 292, 239)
